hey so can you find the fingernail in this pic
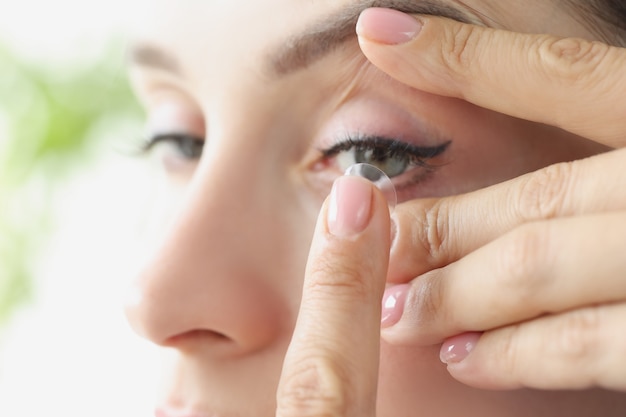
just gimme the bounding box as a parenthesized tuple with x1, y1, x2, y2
(357, 8, 423, 45)
(328, 176, 373, 237)
(440, 332, 482, 364)
(381, 284, 409, 328)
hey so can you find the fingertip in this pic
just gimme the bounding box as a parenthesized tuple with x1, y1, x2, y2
(357, 7, 423, 45)
(440, 332, 482, 364)
(381, 284, 410, 328)
(327, 175, 374, 238)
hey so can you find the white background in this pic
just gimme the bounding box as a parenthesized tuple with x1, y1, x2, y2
(0, 1, 161, 416)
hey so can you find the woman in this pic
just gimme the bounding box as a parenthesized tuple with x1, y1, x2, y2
(125, 1, 626, 416)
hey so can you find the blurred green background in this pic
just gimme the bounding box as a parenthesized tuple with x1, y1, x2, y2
(0, 42, 140, 327)
(0, 4, 162, 416)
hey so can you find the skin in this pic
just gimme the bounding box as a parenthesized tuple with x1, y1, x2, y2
(359, 8, 626, 389)
(125, 1, 626, 416)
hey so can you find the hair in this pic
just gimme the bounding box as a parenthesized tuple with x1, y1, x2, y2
(572, 0, 626, 45)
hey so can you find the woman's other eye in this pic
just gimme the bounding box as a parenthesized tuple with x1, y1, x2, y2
(142, 133, 205, 160)
(321, 135, 451, 180)
(139, 133, 205, 177)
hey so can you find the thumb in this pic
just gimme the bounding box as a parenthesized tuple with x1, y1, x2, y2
(356, 7, 626, 146)
(276, 175, 391, 417)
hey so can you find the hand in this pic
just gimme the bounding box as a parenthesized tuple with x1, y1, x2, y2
(276, 176, 391, 416)
(356, 8, 626, 391)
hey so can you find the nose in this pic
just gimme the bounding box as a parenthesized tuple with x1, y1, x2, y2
(124, 154, 295, 355)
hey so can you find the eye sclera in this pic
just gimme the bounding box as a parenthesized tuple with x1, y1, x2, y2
(344, 163, 397, 211)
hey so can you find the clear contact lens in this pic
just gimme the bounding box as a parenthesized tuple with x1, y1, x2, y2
(344, 163, 397, 211)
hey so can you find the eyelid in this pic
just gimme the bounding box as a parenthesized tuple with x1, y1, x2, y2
(145, 99, 205, 136)
(130, 65, 197, 109)
(137, 93, 206, 160)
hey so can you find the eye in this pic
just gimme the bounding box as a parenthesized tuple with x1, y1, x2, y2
(337, 143, 409, 178)
(321, 135, 451, 180)
(141, 133, 205, 160)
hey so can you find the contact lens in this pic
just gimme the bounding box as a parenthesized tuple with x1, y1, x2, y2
(344, 163, 397, 211)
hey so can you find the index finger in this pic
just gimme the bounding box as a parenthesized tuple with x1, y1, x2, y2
(356, 8, 626, 147)
(276, 176, 391, 417)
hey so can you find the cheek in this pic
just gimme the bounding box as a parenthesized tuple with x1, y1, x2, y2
(135, 171, 194, 257)
(278, 185, 327, 303)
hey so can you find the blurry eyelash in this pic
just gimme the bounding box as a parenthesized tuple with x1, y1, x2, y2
(139, 133, 205, 159)
(321, 134, 451, 168)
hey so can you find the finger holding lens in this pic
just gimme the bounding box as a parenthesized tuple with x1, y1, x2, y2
(276, 171, 392, 417)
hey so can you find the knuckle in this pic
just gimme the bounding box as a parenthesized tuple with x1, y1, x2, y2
(548, 308, 601, 361)
(277, 354, 350, 417)
(495, 225, 551, 306)
(419, 200, 452, 265)
(439, 23, 482, 75)
(536, 37, 611, 86)
(410, 270, 446, 327)
(514, 162, 574, 221)
(307, 256, 371, 300)
(491, 324, 524, 376)
(490, 309, 603, 388)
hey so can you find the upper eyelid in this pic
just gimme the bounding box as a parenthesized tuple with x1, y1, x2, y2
(138, 133, 205, 162)
(130, 69, 205, 128)
(142, 132, 204, 151)
(142, 98, 206, 138)
(130, 65, 191, 97)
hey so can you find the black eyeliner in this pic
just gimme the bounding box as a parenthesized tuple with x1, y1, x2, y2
(321, 135, 451, 167)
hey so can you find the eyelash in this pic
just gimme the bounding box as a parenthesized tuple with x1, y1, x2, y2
(140, 133, 205, 159)
(320, 134, 451, 173)
(140, 132, 451, 188)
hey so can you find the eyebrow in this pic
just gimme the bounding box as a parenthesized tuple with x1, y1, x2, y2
(128, 44, 181, 74)
(269, 0, 475, 76)
(128, 0, 475, 76)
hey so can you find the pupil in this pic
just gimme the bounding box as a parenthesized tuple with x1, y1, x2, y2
(372, 147, 387, 162)
(354, 147, 408, 178)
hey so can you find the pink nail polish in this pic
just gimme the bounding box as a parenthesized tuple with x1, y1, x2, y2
(357, 8, 423, 45)
(328, 176, 373, 237)
(440, 332, 482, 364)
(381, 284, 409, 328)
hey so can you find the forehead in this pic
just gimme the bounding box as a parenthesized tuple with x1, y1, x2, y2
(130, 0, 591, 84)
(134, 0, 583, 36)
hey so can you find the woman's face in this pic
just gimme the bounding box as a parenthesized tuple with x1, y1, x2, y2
(126, 1, 617, 416)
